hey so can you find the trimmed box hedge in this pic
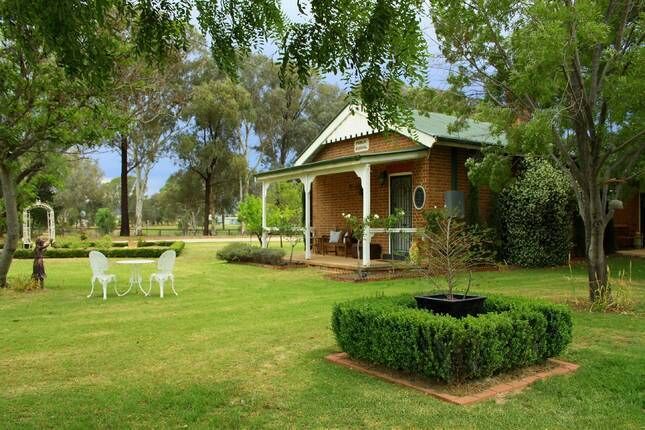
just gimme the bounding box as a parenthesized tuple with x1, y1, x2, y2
(13, 241, 185, 259)
(331, 294, 572, 383)
(216, 243, 285, 266)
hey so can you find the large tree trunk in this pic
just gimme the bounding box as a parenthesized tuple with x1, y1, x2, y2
(203, 174, 212, 236)
(0, 164, 19, 288)
(585, 206, 609, 302)
(576, 180, 610, 302)
(119, 135, 130, 237)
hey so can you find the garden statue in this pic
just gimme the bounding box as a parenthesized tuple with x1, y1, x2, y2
(32, 237, 50, 288)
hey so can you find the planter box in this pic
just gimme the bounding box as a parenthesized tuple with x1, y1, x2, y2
(332, 294, 573, 382)
(415, 294, 486, 318)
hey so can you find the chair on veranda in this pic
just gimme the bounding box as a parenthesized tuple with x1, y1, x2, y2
(88, 251, 117, 301)
(324, 230, 351, 256)
(148, 250, 177, 298)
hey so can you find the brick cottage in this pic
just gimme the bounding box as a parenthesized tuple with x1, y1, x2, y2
(255, 105, 643, 266)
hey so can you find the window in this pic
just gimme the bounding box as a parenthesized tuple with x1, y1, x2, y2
(354, 138, 369, 152)
(413, 186, 426, 210)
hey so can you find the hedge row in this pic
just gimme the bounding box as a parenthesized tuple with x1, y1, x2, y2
(137, 240, 176, 247)
(331, 294, 572, 383)
(216, 243, 285, 265)
(13, 241, 185, 259)
(53, 241, 129, 249)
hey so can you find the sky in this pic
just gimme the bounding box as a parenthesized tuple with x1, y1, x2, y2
(91, 3, 450, 195)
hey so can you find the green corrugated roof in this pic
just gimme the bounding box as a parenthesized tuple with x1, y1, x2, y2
(255, 147, 427, 179)
(412, 111, 507, 146)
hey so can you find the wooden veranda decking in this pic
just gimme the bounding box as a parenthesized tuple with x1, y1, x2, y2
(289, 251, 397, 271)
(616, 248, 645, 259)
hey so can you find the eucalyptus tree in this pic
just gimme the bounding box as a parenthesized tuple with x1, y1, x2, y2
(174, 78, 251, 235)
(107, 46, 186, 237)
(156, 170, 205, 233)
(53, 157, 108, 226)
(128, 56, 187, 236)
(246, 56, 346, 168)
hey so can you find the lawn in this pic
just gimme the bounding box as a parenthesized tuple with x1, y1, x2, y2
(1, 243, 643, 429)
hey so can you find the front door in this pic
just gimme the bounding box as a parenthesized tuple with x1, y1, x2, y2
(389, 175, 413, 258)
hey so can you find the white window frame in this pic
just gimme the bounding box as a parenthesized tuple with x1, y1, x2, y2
(413, 185, 426, 210)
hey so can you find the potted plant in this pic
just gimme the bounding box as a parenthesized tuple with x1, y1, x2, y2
(414, 209, 494, 317)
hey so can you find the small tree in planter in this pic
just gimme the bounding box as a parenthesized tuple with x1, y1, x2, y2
(414, 209, 494, 317)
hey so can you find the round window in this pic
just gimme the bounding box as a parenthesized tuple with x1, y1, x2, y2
(413, 186, 426, 210)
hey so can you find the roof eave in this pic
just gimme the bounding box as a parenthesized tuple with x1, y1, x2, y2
(256, 148, 428, 183)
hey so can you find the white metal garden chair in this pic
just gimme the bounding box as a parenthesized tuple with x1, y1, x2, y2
(88, 251, 117, 300)
(147, 250, 177, 298)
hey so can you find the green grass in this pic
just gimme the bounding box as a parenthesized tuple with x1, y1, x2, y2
(1, 243, 643, 429)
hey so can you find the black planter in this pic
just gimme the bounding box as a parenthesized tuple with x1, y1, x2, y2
(415, 294, 486, 318)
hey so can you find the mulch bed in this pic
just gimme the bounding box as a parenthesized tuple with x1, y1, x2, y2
(326, 352, 579, 405)
(228, 261, 307, 270)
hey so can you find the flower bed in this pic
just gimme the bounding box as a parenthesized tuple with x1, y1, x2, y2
(13, 241, 185, 259)
(331, 294, 572, 383)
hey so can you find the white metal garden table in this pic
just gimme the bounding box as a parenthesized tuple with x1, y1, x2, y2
(115, 259, 155, 296)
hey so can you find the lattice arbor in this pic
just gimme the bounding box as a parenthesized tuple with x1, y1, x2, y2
(22, 200, 55, 248)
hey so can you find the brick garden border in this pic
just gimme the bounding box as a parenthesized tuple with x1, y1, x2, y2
(326, 352, 579, 405)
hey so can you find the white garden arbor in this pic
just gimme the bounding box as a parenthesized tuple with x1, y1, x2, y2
(22, 200, 56, 248)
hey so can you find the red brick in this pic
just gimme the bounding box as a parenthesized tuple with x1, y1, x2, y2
(311, 133, 492, 254)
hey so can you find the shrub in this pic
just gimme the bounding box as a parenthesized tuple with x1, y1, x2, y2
(94, 235, 112, 249)
(95, 208, 116, 235)
(331, 294, 572, 382)
(52, 238, 128, 249)
(217, 243, 285, 265)
(496, 158, 574, 266)
(52, 237, 88, 249)
(7, 275, 39, 292)
(137, 240, 175, 247)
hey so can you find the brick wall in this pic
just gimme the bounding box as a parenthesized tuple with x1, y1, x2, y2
(613, 193, 640, 231)
(311, 132, 421, 162)
(612, 193, 642, 248)
(310, 135, 492, 254)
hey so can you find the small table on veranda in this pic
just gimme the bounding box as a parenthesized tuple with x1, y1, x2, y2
(115, 259, 155, 296)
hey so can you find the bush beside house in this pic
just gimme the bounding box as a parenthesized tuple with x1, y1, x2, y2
(496, 158, 574, 266)
(217, 243, 285, 265)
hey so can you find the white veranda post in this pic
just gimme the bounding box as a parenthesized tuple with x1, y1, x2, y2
(261, 181, 269, 248)
(22, 200, 56, 248)
(354, 164, 371, 267)
(301, 175, 315, 260)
